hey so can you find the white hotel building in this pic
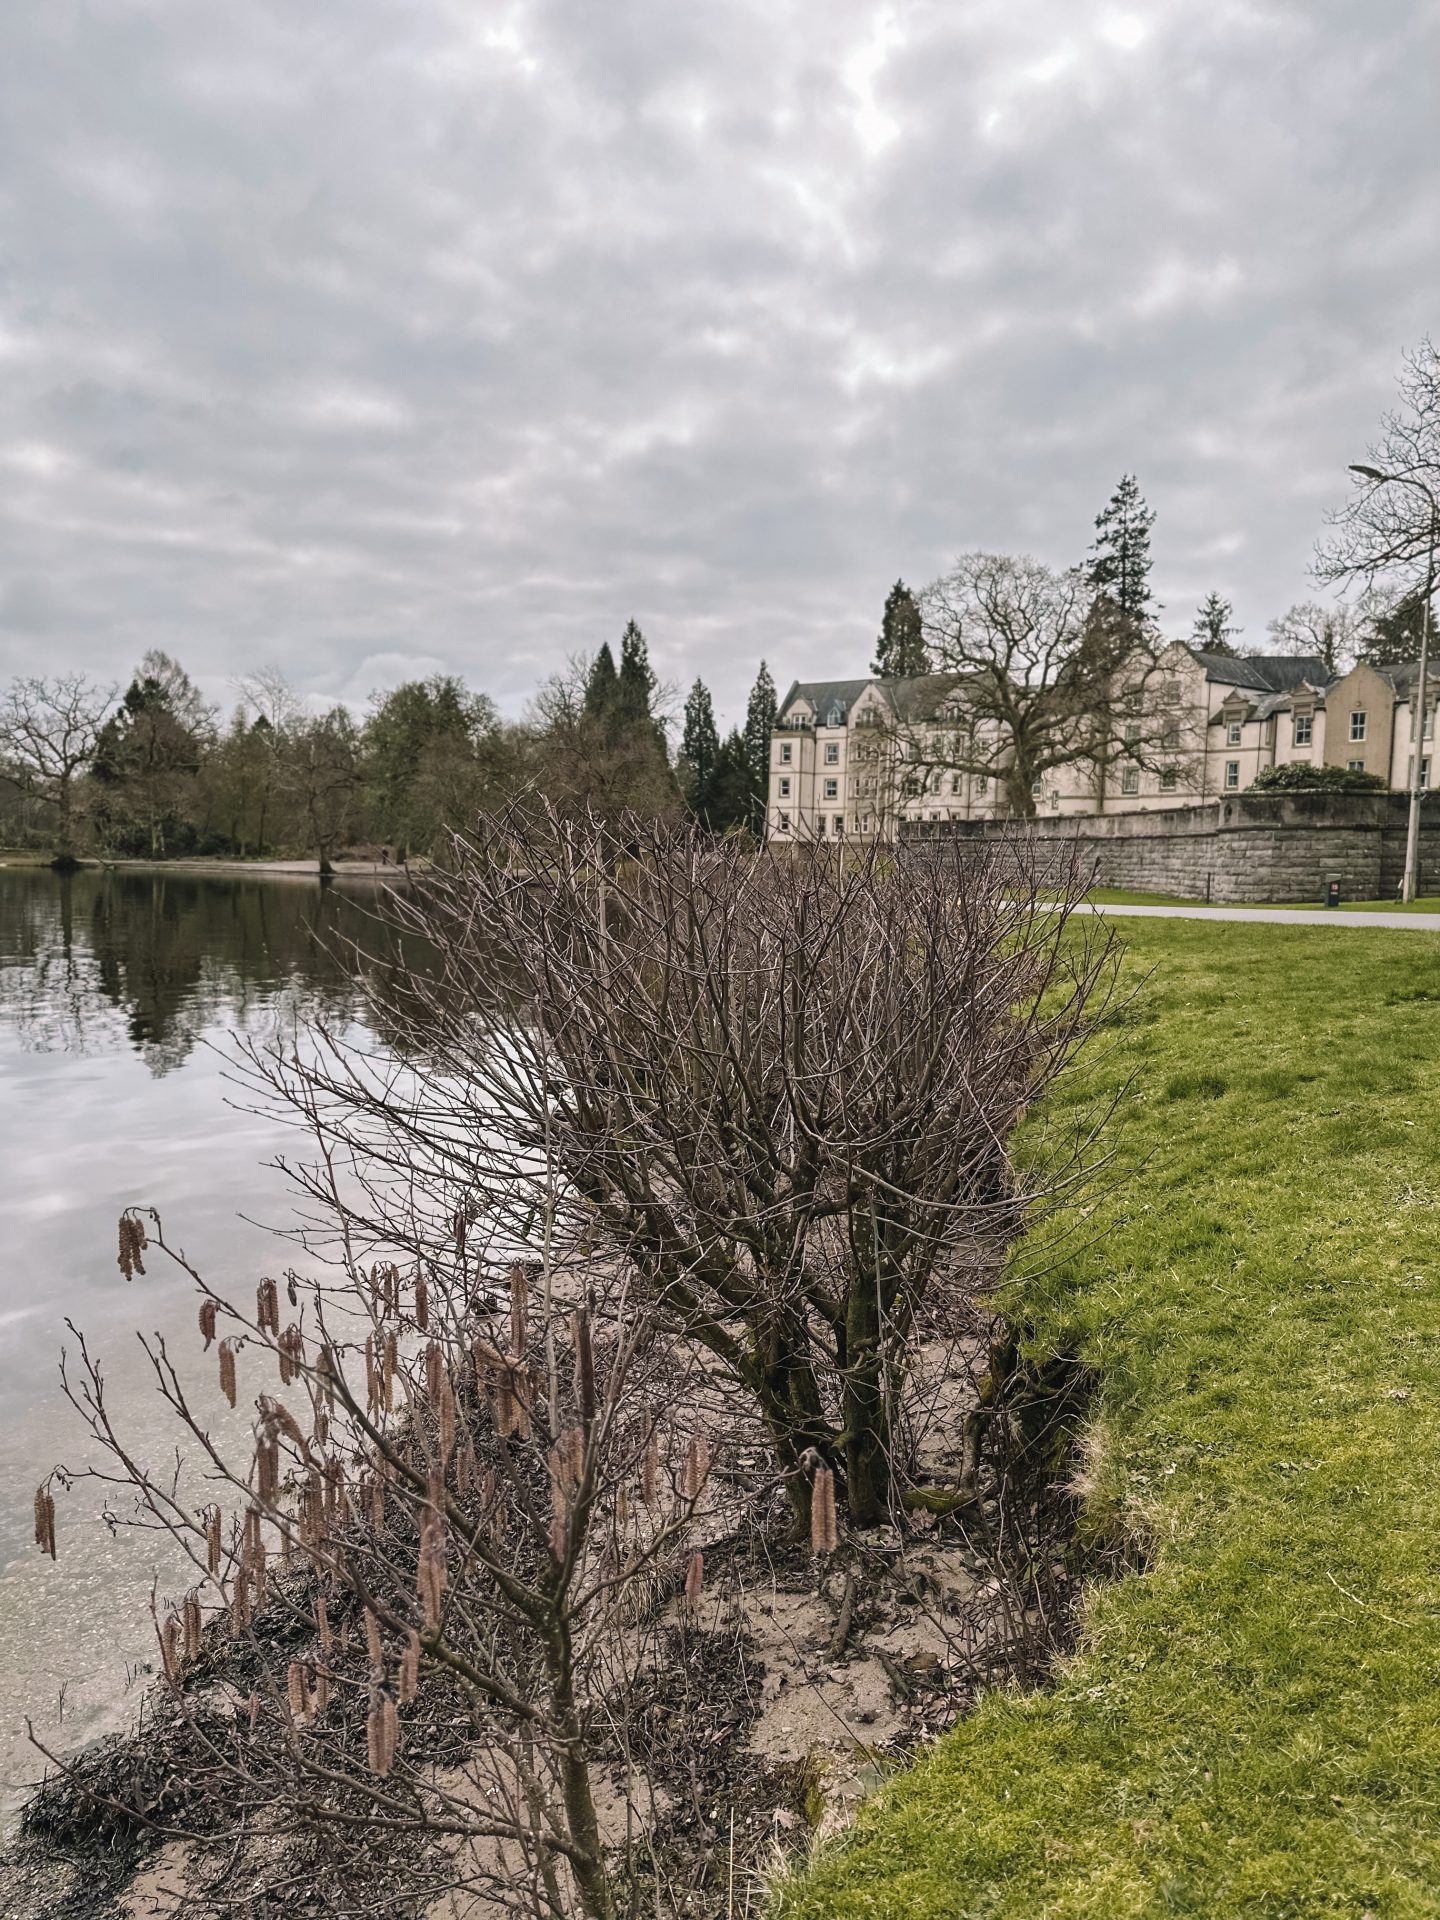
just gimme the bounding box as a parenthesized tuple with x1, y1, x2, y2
(768, 643, 1434, 842)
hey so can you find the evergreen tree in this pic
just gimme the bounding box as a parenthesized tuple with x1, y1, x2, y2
(679, 678, 720, 809)
(1359, 587, 1428, 667)
(1192, 591, 1240, 655)
(1087, 475, 1157, 623)
(91, 653, 213, 858)
(616, 620, 658, 726)
(696, 729, 754, 834)
(742, 661, 777, 834)
(583, 644, 620, 722)
(364, 675, 500, 857)
(871, 580, 929, 677)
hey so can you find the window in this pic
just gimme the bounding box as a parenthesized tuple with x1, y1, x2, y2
(1293, 713, 1313, 746)
(1349, 711, 1366, 742)
(824, 742, 839, 765)
(1421, 756, 1432, 790)
(1162, 679, 1181, 705)
(823, 778, 838, 800)
(827, 702, 844, 726)
(948, 772, 961, 795)
(1160, 768, 1178, 792)
(861, 813, 873, 834)
(1424, 706, 1435, 739)
(975, 775, 988, 795)
(779, 742, 792, 764)
(1124, 721, 1140, 746)
(778, 812, 791, 834)
(1347, 758, 1365, 773)
(1224, 760, 1239, 790)
(1031, 775, 1044, 796)
(1226, 720, 1242, 746)
(778, 776, 791, 799)
(1163, 724, 1180, 751)
(833, 814, 845, 835)
(1121, 768, 1140, 795)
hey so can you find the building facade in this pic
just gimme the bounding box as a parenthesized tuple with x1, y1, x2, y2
(767, 645, 1434, 843)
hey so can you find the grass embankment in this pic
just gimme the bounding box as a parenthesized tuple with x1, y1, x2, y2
(778, 918, 1440, 1918)
(1085, 887, 1440, 912)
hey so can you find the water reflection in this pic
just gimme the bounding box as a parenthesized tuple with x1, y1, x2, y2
(0, 868, 401, 1071)
(0, 867, 414, 1822)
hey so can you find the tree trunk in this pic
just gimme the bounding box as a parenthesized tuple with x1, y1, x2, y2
(839, 1288, 891, 1526)
(545, 1631, 613, 1920)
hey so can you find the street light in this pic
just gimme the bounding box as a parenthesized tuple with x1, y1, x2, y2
(1347, 463, 1436, 903)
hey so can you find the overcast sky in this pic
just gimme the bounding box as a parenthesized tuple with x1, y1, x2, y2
(2, 2, 1436, 729)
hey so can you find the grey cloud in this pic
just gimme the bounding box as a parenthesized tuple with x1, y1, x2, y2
(1, 0, 1436, 725)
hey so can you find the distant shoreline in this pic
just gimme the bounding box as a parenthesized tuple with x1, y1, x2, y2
(0, 853, 412, 878)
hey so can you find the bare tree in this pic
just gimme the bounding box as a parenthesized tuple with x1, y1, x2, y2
(39, 1207, 745, 1918)
(277, 707, 364, 875)
(884, 554, 1180, 818)
(1316, 337, 1440, 593)
(0, 673, 117, 863)
(1265, 601, 1359, 677)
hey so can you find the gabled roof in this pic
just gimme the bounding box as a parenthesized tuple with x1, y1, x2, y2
(778, 678, 874, 724)
(778, 673, 969, 726)
(1190, 648, 1331, 692)
(1366, 659, 1429, 699)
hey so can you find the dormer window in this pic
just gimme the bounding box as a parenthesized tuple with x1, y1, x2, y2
(827, 702, 844, 727)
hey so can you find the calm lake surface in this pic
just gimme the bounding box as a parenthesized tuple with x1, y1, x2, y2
(0, 866, 409, 1823)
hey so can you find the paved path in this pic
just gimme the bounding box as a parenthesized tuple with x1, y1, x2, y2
(1081, 902, 1440, 931)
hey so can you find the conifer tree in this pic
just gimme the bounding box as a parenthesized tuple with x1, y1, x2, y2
(1087, 475, 1157, 623)
(742, 661, 777, 834)
(1359, 587, 1428, 667)
(871, 580, 929, 677)
(616, 621, 658, 725)
(698, 728, 754, 833)
(1192, 591, 1240, 655)
(679, 678, 720, 808)
(583, 643, 620, 722)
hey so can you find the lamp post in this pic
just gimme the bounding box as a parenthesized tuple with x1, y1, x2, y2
(1348, 464, 1436, 903)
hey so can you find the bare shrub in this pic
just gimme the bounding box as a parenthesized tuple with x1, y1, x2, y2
(265, 811, 1119, 1530)
(31, 813, 1118, 1916)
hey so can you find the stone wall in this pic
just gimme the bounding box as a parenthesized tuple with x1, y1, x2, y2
(937, 792, 1440, 904)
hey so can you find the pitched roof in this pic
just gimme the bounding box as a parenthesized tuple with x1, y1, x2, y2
(777, 678, 875, 724)
(1367, 659, 1430, 699)
(778, 673, 967, 725)
(1190, 648, 1331, 692)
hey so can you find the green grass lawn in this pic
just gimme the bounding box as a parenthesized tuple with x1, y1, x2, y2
(1085, 887, 1440, 912)
(776, 919, 1440, 1919)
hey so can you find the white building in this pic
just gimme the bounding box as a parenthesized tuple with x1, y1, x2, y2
(767, 645, 1434, 842)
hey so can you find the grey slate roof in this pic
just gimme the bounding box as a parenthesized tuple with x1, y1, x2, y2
(778, 673, 968, 725)
(1190, 649, 1331, 692)
(777, 678, 875, 724)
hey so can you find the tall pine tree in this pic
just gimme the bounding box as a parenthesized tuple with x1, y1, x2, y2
(616, 621, 658, 725)
(742, 661, 777, 835)
(871, 580, 929, 677)
(679, 678, 721, 809)
(1192, 591, 1240, 656)
(1087, 475, 1157, 623)
(583, 643, 620, 722)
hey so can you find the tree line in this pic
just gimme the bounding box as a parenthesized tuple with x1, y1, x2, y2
(0, 624, 780, 869)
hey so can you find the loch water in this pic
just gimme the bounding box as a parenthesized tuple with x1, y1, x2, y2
(0, 866, 409, 1822)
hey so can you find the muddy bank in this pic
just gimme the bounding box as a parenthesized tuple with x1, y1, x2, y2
(1, 1330, 1094, 1920)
